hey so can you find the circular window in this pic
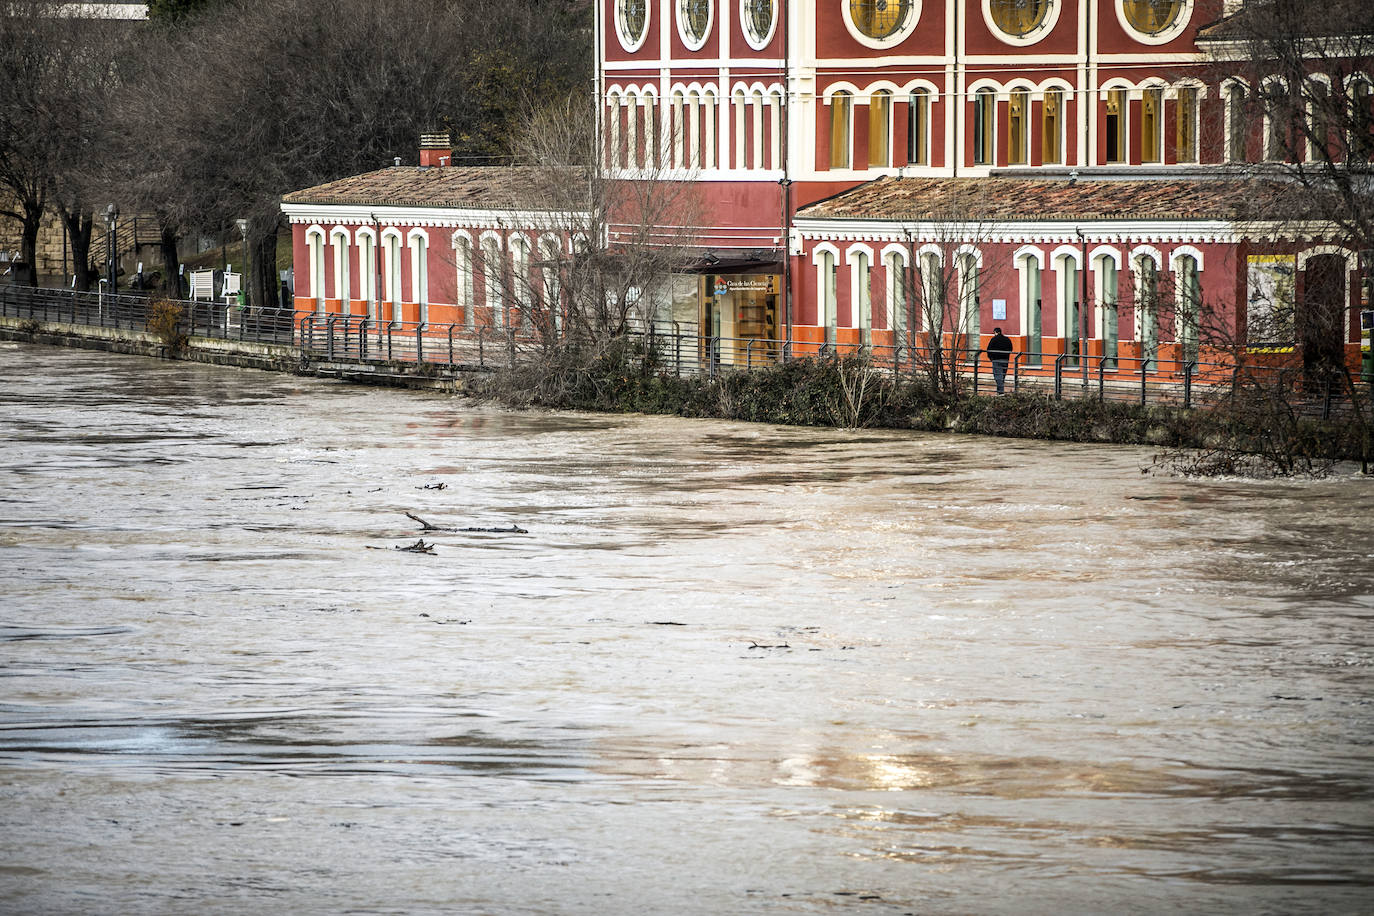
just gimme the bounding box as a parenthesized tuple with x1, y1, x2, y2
(1117, 0, 1191, 44)
(742, 0, 776, 48)
(983, 0, 1060, 45)
(616, 0, 648, 52)
(850, 0, 909, 40)
(1123, 0, 1181, 34)
(679, 0, 712, 49)
(988, 0, 1051, 36)
(842, 0, 918, 49)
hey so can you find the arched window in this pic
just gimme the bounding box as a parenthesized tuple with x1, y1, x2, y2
(1174, 253, 1201, 361)
(1225, 81, 1248, 162)
(1142, 86, 1164, 162)
(973, 88, 996, 165)
(1057, 251, 1081, 365)
(539, 236, 563, 335)
(1105, 88, 1127, 163)
(817, 248, 838, 344)
(908, 88, 930, 165)
(408, 230, 428, 325)
(330, 228, 350, 314)
(919, 250, 944, 339)
(1176, 86, 1199, 163)
(306, 227, 327, 313)
(1093, 251, 1120, 369)
(481, 235, 503, 328)
(830, 92, 852, 169)
(1264, 79, 1291, 161)
(958, 250, 980, 348)
(1134, 254, 1160, 370)
(884, 250, 908, 340)
(453, 234, 474, 327)
(869, 90, 891, 168)
(357, 229, 377, 322)
(851, 249, 873, 344)
(1042, 88, 1063, 164)
(510, 235, 532, 332)
(381, 230, 403, 322)
(1350, 78, 1374, 162)
(1008, 88, 1029, 165)
(1017, 250, 1043, 365)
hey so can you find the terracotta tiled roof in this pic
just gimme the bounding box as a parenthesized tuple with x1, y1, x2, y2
(795, 175, 1309, 223)
(282, 165, 578, 210)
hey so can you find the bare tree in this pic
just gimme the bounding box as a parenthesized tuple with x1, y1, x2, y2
(113, 0, 588, 307)
(503, 91, 703, 372)
(0, 1, 125, 287)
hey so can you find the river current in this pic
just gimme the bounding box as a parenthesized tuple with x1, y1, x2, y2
(1, 342, 1371, 914)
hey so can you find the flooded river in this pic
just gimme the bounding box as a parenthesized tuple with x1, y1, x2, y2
(1, 342, 1372, 915)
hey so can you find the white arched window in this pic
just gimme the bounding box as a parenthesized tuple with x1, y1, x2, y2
(1172, 249, 1203, 361)
(973, 87, 996, 165)
(408, 229, 429, 325)
(1092, 247, 1122, 369)
(957, 248, 981, 347)
(1133, 250, 1162, 370)
(830, 91, 852, 169)
(1225, 80, 1249, 163)
(1054, 247, 1082, 363)
(848, 246, 873, 343)
(539, 235, 563, 334)
(815, 246, 838, 344)
(883, 247, 908, 339)
(1015, 246, 1044, 364)
(452, 232, 474, 327)
(356, 228, 377, 322)
(306, 226, 327, 313)
(510, 235, 532, 332)
(481, 234, 503, 328)
(330, 227, 350, 314)
(869, 90, 892, 168)
(908, 87, 931, 165)
(381, 229, 403, 323)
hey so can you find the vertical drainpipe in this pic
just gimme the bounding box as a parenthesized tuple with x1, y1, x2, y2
(781, 0, 792, 347)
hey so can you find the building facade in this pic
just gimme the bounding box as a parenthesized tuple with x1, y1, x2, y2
(285, 0, 1370, 374)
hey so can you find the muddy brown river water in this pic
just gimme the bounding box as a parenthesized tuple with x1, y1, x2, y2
(1, 342, 1372, 914)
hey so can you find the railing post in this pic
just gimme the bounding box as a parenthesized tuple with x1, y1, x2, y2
(1184, 361, 1196, 409)
(416, 322, 426, 364)
(1097, 355, 1106, 402)
(1054, 353, 1065, 400)
(326, 316, 337, 359)
(448, 324, 456, 367)
(1140, 355, 1148, 406)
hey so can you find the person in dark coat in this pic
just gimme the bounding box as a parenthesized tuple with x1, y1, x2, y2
(986, 327, 1013, 394)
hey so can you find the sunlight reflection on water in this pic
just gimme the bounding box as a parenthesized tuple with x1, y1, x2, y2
(1, 343, 1372, 914)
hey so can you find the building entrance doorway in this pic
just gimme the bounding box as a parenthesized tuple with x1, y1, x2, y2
(699, 272, 780, 366)
(1303, 254, 1347, 383)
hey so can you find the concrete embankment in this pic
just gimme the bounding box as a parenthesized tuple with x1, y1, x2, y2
(0, 315, 475, 392)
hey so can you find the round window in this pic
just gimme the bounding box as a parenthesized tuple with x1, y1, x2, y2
(849, 0, 911, 41)
(617, 0, 648, 51)
(742, 0, 775, 47)
(1122, 0, 1183, 35)
(988, 0, 1052, 37)
(679, 0, 712, 47)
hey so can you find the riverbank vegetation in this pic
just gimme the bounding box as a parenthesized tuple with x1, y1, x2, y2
(481, 343, 1372, 478)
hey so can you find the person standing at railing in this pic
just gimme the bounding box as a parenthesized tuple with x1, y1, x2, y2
(986, 327, 1013, 395)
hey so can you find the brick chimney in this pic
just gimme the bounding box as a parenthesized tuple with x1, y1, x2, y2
(419, 131, 452, 167)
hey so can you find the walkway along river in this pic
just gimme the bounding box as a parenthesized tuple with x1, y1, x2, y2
(1, 342, 1372, 914)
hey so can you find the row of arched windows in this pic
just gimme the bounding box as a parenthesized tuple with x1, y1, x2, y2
(1224, 73, 1374, 164)
(607, 83, 784, 170)
(810, 241, 1211, 364)
(303, 225, 569, 329)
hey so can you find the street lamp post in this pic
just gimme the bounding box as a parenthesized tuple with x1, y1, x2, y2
(105, 204, 119, 292)
(235, 219, 249, 308)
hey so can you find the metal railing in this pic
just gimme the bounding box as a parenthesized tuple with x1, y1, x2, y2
(0, 284, 297, 346)
(5, 285, 1367, 415)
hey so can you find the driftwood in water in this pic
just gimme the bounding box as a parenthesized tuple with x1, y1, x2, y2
(406, 512, 527, 534)
(366, 538, 437, 555)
